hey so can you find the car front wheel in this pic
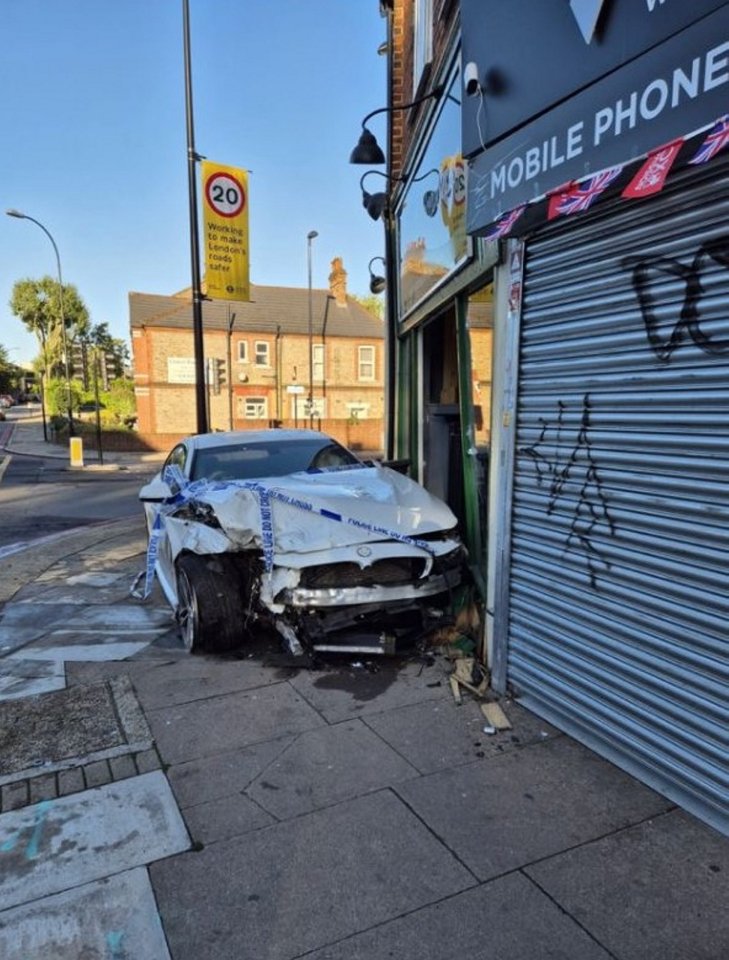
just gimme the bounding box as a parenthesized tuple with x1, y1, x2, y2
(175, 554, 245, 653)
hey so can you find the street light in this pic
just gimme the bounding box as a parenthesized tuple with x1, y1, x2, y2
(349, 84, 445, 164)
(367, 257, 387, 294)
(6, 209, 74, 435)
(307, 230, 318, 429)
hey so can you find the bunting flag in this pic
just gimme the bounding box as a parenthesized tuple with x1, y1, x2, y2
(689, 115, 729, 165)
(622, 139, 683, 199)
(547, 166, 624, 220)
(484, 204, 526, 241)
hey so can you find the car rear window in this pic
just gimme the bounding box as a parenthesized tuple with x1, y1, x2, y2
(190, 439, 360, 482)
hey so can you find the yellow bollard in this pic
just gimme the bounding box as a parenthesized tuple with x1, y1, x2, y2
(69, 436, 84, 468)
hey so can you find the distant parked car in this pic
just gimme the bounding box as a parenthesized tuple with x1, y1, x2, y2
(139, 429, 465, 656)
(0, 395, 13, 408)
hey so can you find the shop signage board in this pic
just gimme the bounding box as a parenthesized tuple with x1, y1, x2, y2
(461, 0, 725, 155)
(465, 6, 729, 233)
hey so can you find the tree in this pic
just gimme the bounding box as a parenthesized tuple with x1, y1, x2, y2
(351, 293, 384, 320)
(9, 275, 90, 376)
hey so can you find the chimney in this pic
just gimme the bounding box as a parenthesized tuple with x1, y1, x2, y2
(328, 257, 348, 307)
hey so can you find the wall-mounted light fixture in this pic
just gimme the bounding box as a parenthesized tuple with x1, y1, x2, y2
(360, 171, 397, 221)
(349, 84, 445, 165)
(368, 256, 387, 294)
(359, 168, 442, 221)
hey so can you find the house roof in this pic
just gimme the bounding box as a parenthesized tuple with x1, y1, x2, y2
(129, 283, 384, 340)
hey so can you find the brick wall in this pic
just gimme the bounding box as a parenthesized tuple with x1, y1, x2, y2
(132, 325, 385, 442)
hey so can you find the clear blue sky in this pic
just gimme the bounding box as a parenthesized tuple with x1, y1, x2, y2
(0, 0, 387, 364)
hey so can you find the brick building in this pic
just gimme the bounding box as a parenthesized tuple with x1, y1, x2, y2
(130, 258, 385, 452)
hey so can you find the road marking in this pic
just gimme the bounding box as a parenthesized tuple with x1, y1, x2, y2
(0, 455, 11, 483)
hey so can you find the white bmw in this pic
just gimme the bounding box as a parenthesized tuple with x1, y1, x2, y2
(139, 429, 465, 655)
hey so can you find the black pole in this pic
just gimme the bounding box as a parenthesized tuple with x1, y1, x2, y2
(227, 307, 235, 431)
(39, 369, 48, 442)
(182, 0, 208, 434)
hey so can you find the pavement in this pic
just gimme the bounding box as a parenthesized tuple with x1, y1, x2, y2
(0, 414, 728, 959)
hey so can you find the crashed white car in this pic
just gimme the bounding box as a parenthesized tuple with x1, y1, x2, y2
(139, 430, 465, 655)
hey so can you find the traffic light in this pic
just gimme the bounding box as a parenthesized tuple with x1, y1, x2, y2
(101, 351, 118, 390)
(71, 341, 88, 389)
(211, 358, 225, 394)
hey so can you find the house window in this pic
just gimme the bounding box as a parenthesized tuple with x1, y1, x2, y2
(313, 344, 325, 382)
(254, 341, 270, 366)
(237, 340, 248, 363)
(240, 396, 267, 420)
(413, 0, 433, 95)
(358, 345, 376, 381)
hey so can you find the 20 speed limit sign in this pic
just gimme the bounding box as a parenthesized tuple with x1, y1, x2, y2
(204, 171, 246, 218)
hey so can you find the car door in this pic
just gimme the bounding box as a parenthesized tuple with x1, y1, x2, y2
(150, 442, 191, 605)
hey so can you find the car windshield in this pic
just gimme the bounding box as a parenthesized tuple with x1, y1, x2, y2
(189, 438, 361, 482)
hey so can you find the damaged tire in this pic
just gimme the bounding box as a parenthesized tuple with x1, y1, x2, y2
(175, 554, 246, 654)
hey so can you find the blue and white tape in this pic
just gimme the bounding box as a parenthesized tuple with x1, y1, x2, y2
(138, 468, 434, 600)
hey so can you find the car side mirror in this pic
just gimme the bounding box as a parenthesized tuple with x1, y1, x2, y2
(139, 478, 174, 503)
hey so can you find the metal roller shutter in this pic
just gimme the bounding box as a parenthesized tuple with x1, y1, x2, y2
(508, 157, 729, 835)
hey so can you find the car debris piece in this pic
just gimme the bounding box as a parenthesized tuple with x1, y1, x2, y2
(480, 701, 512, 730)
(449, 675, 463, 705)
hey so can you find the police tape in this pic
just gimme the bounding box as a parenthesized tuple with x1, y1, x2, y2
(136, 469, 435, 600)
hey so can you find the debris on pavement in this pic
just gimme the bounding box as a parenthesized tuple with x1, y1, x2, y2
(481, 701, 513, 731)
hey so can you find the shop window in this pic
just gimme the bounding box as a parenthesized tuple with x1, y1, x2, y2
(237, 340, 248, 363)
(240, 396, 267, 420)
(413, 0, 433, 95)
(358, 345, 375, 381)
(398, 65, 469, 317)
(254, 341, 270, 367)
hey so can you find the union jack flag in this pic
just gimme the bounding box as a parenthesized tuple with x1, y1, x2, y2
(484, 204, 526, 241)
(689, 115, 729, 165)
(548, 166, 623, 218)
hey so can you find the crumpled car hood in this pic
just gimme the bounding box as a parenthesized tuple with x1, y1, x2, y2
(174, 464, 457, 556)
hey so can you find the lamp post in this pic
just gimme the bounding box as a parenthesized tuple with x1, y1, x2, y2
(182, 0, 208, 435)
(306, 230, 318, 429)
(6, 209, 74, 435)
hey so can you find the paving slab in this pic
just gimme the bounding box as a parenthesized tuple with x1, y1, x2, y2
(75, 603, 173, 629)
(0, 601, 81, 627)
(526, 809, 729, 960)
(148, 681, 326, 765)
(0, 658, 66, 701)
(247, 718, 418, 819)
(289, 657, 449, 724)
(151, 789, 476, 960)
(0, 677, 151, 786)
(167, 736, 296, 808)
(0, 625, 50, 656)
(11, 580, 139, 605)
(183, 793, 275, 845)
(0, 867, 171, 960)
(395, 735, 674, 881)
(0, 771, 189, 911)
(65, 657, 184, 688)
(122, 653, 296, 711)
(364, 697, 558, 774)
(303, 872, 612, 960)
(11, 641, 153, 661)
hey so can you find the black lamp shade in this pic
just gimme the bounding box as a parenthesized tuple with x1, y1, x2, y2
(350, 128, 386, 165)
(369, 274, 387, 294)
(362, 190, 387, 221)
